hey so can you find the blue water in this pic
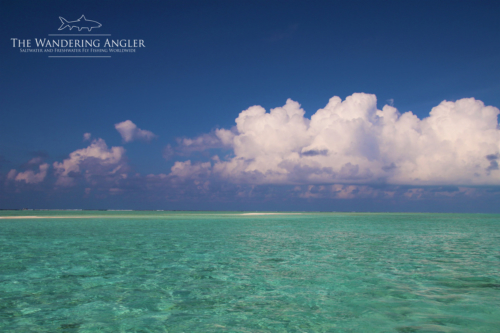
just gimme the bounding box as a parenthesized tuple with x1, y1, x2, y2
(1, 211, 499, 332)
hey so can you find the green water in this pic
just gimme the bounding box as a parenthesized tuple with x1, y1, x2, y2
(1, 211, 499, 332)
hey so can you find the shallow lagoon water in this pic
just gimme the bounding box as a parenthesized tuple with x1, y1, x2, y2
(1, 211, 499, 332)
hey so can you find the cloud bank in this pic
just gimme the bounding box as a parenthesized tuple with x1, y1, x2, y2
(3, 93, 499, 211)
(115, 120, 157, 143)
(171, 93, 500, 186)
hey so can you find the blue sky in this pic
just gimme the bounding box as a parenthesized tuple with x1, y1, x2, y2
(1, 0, 500, 212)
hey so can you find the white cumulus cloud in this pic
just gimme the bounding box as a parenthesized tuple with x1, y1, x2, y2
(170, 93, 500, 186)
(115, 120, 157, 143)
(6, 169, 17, 180)
(14, 163, 49, 184)
(170, 160, 212, 180)
(5, 158, 49, 184)
(53, 138, 126, 186)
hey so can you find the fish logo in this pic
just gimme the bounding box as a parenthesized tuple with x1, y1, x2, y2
(58, 15, 102, 31)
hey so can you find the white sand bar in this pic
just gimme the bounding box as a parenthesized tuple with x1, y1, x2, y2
(240, 213, 301, 215)
(0, 216, 102, 219)
(0, 213, 303, 219)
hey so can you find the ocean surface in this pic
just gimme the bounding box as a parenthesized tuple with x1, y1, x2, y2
(1, 211, 499, 332)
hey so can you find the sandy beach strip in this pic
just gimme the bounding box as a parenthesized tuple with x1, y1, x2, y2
(0, 212, 303, 219)
(240, 213, 301, 215)
(0, 216, 103, 219)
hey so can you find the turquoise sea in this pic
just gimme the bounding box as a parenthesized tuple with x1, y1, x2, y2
(1, 211, 499, 332)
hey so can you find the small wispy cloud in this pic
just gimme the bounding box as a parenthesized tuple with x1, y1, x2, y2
(6, 163, 49, 184)
(162, 130, 234, 160)
(15, 164, 49, 184)
(115, 120, 157, 143)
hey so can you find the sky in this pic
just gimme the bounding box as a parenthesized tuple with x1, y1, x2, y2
(1, 0, 500, 212)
